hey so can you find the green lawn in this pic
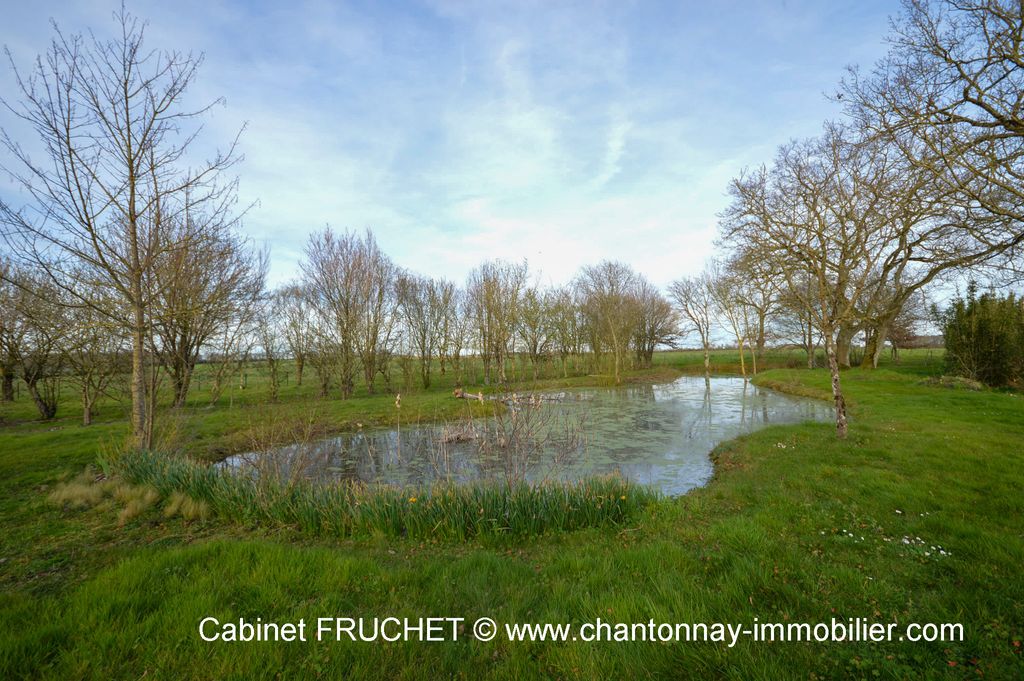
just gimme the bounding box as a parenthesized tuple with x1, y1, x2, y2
(1, 350, 1021, 679)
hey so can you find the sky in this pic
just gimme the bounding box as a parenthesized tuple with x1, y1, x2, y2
(0, 0, 899, 288)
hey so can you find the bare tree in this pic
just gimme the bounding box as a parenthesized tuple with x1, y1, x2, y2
(548, 286, 584, 378)
(0, 259, 23, 402)
(577, 261, 638, 385)
(843, 0, 1024, 253)
(517, 285, 552, 380)
(432, 279, 458, 376)
(727, 254, 781, 363)
(278, 284, 312, 386)
(774, 275, 822, 369)
(204, 301, 259, 406)
(707, 262, 751, 378)
(632, 277, 677, 369)
(255, 289, 288, 401)
(721, 125, 898, 438)
(64, 301, 128, 425)
(352, 231, 397, 395)
(396, 272, 444, 389)
(888, 289, 932, 362)
(151, 216, 265, 406)
(5, 269, 68, 419)
(446, 287, 472, 384)
(466, 260, 528, 385)
(301, 228, 397, 397)
(307, 315, 338, 398)
(838, 0, 1024, 349)
(669, 269, 716, 381)
(302, 229, 361, 398)
(0, 9, 242, 446)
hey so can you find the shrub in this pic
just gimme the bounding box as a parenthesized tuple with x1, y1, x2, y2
(939, 284, 1024, 387)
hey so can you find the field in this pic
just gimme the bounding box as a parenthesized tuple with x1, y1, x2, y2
(1, 348, 1022, 679)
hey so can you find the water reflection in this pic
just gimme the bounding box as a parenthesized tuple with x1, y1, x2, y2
(222, 376, 832, 496)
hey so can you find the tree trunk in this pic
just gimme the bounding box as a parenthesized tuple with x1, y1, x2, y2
(130, 302, 149, 448)
(295, 355, 304, 386)
(860, 320, 891, 369)
(836, 325, 855, 368)
(81, 383, 93, 426)
(421, 357, 431, 389)
(756, 315, 766, 361)
(172, 361, 194, 407)
(824, 333, 848, 439)
(364, 358, 376, 395)
(0, 369, 13, 402)
(267, 362, 280, 401)
(25, 378, 57, 420)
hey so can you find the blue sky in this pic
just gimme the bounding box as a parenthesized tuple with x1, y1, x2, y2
(0, 0, 897, 287)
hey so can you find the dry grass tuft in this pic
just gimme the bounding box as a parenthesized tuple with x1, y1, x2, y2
(48, 468, 162, 526)
(48, 470, 112, 508)
(163, 491, 211, 522)
(115, 484, 161, 525)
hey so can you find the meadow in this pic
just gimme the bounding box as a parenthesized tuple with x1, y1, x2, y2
(1, 348, 1022, 679)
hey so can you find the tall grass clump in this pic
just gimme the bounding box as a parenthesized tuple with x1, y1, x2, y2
(116, 449, 658, 541)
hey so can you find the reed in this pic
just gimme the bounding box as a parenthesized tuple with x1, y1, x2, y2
(115, 449, 657, 541)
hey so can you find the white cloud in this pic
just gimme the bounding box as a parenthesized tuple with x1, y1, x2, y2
(0, 0, 893, 291)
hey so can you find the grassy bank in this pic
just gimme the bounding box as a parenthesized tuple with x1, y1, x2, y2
(1, 352, 1022, 678)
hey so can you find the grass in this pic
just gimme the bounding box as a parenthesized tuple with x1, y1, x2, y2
(1, 348, 1022, 678)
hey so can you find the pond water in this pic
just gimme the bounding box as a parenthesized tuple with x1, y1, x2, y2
(222, 376, 832, 496)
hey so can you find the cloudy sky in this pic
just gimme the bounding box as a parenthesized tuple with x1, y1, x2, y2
(1, 0, 897, 288)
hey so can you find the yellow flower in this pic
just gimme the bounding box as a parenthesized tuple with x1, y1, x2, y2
(408, 496, 417, 503)
(620, 495, 627, 500)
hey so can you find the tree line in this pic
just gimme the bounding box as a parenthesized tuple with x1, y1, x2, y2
(711, 0, 1024, 437)
(2, 2, 1023, 446)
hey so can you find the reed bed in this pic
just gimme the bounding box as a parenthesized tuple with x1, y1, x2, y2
(115, 449, 657, 541)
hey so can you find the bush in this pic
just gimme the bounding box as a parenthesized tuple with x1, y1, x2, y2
(940, 284, 1024, 387)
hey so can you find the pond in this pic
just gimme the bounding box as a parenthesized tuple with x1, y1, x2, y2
(222, 376, 832, 496)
